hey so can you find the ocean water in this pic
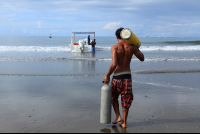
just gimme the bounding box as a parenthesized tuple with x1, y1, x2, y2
(0, 36, 199, 75)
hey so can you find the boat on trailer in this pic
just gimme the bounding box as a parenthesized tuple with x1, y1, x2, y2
(69, 32, 95, 53)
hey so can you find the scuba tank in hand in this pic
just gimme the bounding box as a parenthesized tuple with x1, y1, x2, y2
(100, 84, 112, 124)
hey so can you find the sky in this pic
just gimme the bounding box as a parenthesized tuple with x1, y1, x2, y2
(0, 0, 200, 37)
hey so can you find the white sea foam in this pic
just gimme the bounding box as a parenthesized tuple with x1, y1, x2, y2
(0, 45, 200, 52)
(140, 45, 200, 51)
(97, 45, 200, 51)
(95, 46, 111, 50)
(0, 46, 71, 51)
(0, 57, 199, 62)
(143, 57, 200, 61)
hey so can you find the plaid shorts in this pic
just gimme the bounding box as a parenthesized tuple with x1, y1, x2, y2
(111, 78, 134, 109)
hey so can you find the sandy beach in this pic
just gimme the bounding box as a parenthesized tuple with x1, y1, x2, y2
(0, 73, 199, 133)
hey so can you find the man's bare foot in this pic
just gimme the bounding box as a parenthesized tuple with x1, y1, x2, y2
(119, 123, 127, 128)
(112, 117, 122, 124)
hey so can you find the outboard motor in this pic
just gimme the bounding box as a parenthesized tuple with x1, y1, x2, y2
(79, 40, 84, 52)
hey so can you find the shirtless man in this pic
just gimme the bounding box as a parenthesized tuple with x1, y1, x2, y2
(103, 28, 144, 128)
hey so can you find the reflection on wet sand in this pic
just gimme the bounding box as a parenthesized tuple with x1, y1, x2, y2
(100, 128, 111, 133)
(70, 51, 95, 58)
(112, 125, 127, 133)
(71, 52, 96, 73)
(100, 125, 127, 133)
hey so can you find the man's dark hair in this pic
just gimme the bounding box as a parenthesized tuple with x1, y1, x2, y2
(115, 27, 124, 39)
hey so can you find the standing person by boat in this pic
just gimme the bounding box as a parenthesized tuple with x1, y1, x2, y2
(91, 39, 96, 52)
(88, 35, 90, 45)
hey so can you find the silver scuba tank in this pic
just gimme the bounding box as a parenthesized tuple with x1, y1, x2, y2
(100, 84, 112, 124)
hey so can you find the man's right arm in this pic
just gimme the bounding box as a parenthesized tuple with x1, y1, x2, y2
(103, 46, 118, 84)
(134, 47, 144, 61)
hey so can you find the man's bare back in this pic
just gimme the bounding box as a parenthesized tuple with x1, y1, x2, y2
(103, 38, 144, 84)
(112, 39, 144, 74)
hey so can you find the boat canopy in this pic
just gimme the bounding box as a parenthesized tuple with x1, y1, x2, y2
(72, 32, 95, 34)
(71, 32, 95, 44)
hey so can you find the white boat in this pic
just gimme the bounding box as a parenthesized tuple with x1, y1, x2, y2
(69, 32, 95, 53)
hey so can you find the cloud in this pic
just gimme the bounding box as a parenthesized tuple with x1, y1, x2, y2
(11, 28, 15, 33)
(23, 28, 27, 33)
(103, 22, 121, 30)
(37, 21, 41, 28)
(51, 30, 60, 33)
(1, 0, 200, 36)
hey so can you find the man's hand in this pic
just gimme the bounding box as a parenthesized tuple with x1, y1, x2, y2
(103, 75, 110, 84)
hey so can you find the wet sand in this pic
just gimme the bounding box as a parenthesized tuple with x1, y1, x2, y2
(0, 73, 200, 133)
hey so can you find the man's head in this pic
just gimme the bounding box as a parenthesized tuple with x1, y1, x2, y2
(115, 27, 124, 39)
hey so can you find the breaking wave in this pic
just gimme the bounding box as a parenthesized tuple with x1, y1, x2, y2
(0, 46, 71, 52)
(1, 45, 200, 52)
(143, 40, 200, 45)
(0, 57, 200, 62)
